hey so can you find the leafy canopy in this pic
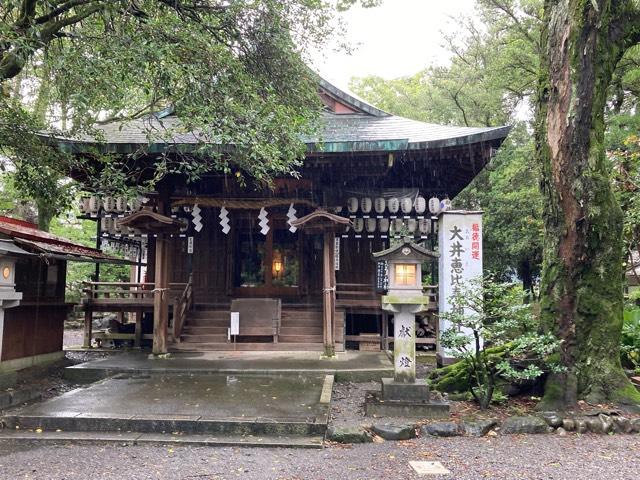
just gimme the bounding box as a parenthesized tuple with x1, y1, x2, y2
(0, 0, 377, 197)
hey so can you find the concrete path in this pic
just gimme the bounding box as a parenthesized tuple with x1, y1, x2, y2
(64, 351, 393, 383)
(4, 373, 332, 446)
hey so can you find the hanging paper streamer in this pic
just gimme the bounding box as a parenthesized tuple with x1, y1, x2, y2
(258, 207, 270, 235)
(286, 203, 298, 233)
(192, 204, 203, 232)
(219, 206, 230, 234)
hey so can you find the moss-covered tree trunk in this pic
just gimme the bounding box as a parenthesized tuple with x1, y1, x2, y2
(536, 0, 640, 409)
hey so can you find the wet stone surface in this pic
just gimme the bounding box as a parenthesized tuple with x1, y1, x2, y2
(9, 373, 328, 424)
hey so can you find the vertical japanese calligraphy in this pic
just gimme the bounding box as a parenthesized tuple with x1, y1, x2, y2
(438, 212, 483, 360)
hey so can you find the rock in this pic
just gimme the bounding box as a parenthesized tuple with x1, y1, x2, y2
(371, 423, 417, 441)
(461, 419, 498, 437)
(326, 426, 372, 444)
(562, 418, 575, 431)
(575, 419, 588, 434)
(556, 427, 567, 436)
(598, 414, 614, 434)
(501, 416, 548, 435)
(586, 417, 604, 434)
(612, 416, 632, 434)
(422, 422, 462, 437)
(539, 412, 563, 428)
(631, 418, 640, 433)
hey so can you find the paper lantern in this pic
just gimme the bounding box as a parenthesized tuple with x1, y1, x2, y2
(103, 196, 115, 212)
(361, 197, 372, 214)
(407, 218, 417, 233)
(353, 218, 364, 233)
(80, 197, 90, 214)
(392, 218, 404, 233)
(378, 218, 390, 232)
(347, 197, 359, 213)
(428, 197, 440, 215)
(366, 218, 377, 233)
(419, 218, 431, 235)
(388, 197, 400, 214)
(415, 196, 426, 214)
(89, 196, 100, 214)
(374, 197, 386, 214)
(400, 197, 413, 214)
(116, 197, 127, 213)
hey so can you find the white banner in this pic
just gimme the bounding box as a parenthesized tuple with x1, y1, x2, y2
(438, 211, 483, 359)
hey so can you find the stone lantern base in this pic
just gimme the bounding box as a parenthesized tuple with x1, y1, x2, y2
(364, 378, 450, 418)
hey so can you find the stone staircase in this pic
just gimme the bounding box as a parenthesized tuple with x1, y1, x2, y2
(172, 305, 344, 352)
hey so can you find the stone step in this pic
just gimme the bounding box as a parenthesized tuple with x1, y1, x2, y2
(4, 413, 327, 437)
(170, 342, 328, 352)
(0, 430, 324, 449)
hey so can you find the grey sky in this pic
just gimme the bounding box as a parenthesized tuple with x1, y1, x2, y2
(313, 0, 477, 89)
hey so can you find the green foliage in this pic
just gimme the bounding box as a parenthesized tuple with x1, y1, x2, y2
(351, 1, 544, 289)
(621, 308, 640, 370)
(440, 276, 561, 409)
(0, 0, 375, 202)
(50, 212, 129, 304)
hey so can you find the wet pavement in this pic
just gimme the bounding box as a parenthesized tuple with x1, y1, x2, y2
(64, 351, 393, 383)
(8, 373, 328, 423)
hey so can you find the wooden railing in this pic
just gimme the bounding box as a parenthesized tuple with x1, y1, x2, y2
(82, 281, 188, 302)
(172, 274, 194, 341)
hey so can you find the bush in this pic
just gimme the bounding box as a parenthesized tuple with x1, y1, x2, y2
(621, 308, 640, 371)
(439, 276, 562, 409)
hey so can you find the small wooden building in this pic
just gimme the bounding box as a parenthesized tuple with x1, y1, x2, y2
(0, 216, 128, 372)
(55, 79, 510, 355)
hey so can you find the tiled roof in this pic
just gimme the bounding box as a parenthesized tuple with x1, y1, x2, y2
(46, 77, 510, 153)
(0, 216, 129, 263)
(50, 111, 509, 153)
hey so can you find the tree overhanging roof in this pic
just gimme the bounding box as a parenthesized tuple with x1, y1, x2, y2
(45, 77, 511, 155)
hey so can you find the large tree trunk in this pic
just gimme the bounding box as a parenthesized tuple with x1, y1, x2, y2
(536, 0, 640, 409)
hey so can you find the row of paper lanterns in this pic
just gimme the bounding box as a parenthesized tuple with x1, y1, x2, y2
(349, 217, 435, 235)
(345, 196, 451, 215)
(80, 196, 145, 215)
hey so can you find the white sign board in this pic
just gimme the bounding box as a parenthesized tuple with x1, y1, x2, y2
(334, 237, 340, 271)
(230, 312, 240, 335)
(187, 236, 194, 254)
(438, 211, 483, 360)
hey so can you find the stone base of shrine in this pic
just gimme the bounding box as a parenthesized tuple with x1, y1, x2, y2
(364, 385, 450, 419)
(381, 377, 431, 402)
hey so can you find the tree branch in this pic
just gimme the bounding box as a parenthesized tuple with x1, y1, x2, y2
(35, 0, 98, 25)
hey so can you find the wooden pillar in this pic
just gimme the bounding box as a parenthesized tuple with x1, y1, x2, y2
(83, 308, 92, 348)
(322, 230, 336, 356)
(152, 234, 169, 354)
(134, 309, 142, 348)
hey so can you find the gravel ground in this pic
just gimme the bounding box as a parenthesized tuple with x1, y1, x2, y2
(0, 434, 638, 479)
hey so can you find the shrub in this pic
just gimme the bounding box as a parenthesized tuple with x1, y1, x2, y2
(440, 276, 562, 410)
(621, 308, 640, 371)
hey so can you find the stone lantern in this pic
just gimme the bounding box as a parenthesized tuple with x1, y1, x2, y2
(365, 238, 449, 417)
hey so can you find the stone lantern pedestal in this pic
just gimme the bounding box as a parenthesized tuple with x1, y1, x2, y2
(364, 239, 449, 418)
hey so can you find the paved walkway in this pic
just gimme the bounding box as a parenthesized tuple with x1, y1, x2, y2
(64, 351, 393, 382)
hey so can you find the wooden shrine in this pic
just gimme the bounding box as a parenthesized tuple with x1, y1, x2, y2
(52, 78, 510, 354)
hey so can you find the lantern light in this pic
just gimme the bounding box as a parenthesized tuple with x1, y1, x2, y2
(2, 266, 10, 280)
(394, 263, 417, 286)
